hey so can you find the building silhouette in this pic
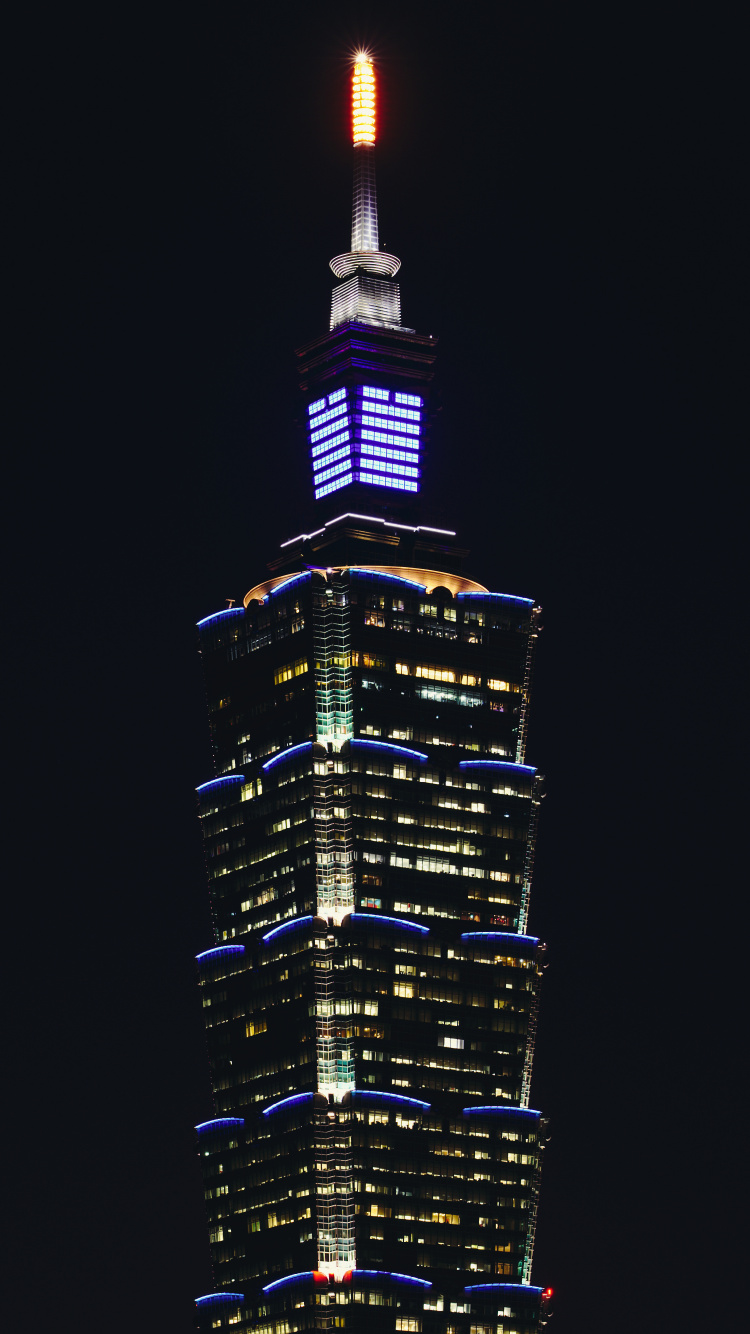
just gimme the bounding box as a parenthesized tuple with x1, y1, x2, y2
(193, 54, 552, 1334)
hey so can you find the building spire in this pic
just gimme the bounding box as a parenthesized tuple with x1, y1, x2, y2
(330, 54, 401, 286)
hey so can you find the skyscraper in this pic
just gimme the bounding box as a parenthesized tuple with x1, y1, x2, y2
(192, 54, 553, 1334)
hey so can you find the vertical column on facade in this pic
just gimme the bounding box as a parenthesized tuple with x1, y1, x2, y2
(519, 772, 543, 936)
(312, 572, 356, 1279)
(521, 1117, 549, 1286)
(312, 572, 354, 922)
(314, 930, 355, 1099)
(516, 604, 542, 764)
(521, 942, 546, 1107)
(314, 1098, 356, 1279)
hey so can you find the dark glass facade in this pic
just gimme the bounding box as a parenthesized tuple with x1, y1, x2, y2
(191, 57, 552, 1334)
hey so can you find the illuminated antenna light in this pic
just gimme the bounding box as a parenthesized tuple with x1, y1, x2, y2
(352, 56, 376, 145)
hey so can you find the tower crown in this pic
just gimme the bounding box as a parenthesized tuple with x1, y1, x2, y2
(297, 55, 436, 509)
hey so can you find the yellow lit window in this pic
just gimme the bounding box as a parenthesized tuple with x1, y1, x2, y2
(460, 673, 479, 686)
(414, 664, 456, 683)
(246, 1018, 267, 1037)
(274, 657, 308, 685)
(486, 678, 510, 692)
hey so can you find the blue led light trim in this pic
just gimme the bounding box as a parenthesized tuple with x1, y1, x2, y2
(358, 457, 419, 479)
(361, 415, 420, 436)
(351, 738, 428, 761)
(195, 1117, 245, 1133)
(350, 913, 430, 936)
(195, 945, 246, 962)
(363, 401, 421, 422)
(309, 402, 348, 430)
(457, 592, 535, 606)
(312, 444, 352, 473)
(350, 1271, 431, 1289)
(348, 569, 427, 592)
(262, 1092, 314, 1118)
(458, 761, 537, 775)
(462, 1105, 541, 1118)
(464, 1284, 544, 1296)
(361, 426, 420, 447)
(196, 607, 245, 629)
(315, 473, 352, 499)
(262, 1272, 316, 1295)
(361, 444, 420, 467)
(261, 742, 313, 772)
(460, 932, 540, 947)
(315, 458, 352, 484)
(352, 1091, 431, 1110)
(312, 429, 351, 459)
(196, 775, 246, 793)
(358, 471, 418, 493)
(195, 1293, 245, 1306)
(262, 915, 314, 944)
(310, 414, 350, 443)
(269, 572, 311, 598)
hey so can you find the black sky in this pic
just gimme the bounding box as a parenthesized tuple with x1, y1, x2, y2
(8, 3, 743, 1331)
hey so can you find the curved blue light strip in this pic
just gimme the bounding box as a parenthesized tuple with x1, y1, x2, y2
(350, 913, 429, 936)
(352, 1091, 431, 1111)
(460, 932, 540, 947)
(351, 739, 428, 762)
(262, 742, 313, 772)
(269, 572, 311, 598)
(458, 760, 537, 774)
(196, 775, 246, 794)
(262, 1092, 314, 1118)
(457, 592, 534, 606)
(195, 945, 245, 963)
(465, 1284, 544, 1295)
(262, 915, 314, 945)
(351, 1270, 431, 1289)
(195, 1117, 245, 1133)
(348, 568, 427, 592)
(196, 608, 245, 629)
(263, 1272, 317, 1294)
(462, 1105, 541, 1119)
(195, 1292, 245, 1306)
(193, 773, 244, 789)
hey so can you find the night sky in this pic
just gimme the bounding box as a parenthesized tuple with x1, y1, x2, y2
(9, 4, 741, 1332)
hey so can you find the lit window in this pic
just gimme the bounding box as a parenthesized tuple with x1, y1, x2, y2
(415, 664, 456, 683)
(274, 657, 309, 685)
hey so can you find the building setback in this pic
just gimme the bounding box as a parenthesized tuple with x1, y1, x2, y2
(192, 55, 553, 1334)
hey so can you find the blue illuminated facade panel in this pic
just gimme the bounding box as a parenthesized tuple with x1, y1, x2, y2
(307, 384, 424, 500)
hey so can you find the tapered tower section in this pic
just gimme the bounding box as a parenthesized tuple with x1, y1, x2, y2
(190, 53, 553, 1334)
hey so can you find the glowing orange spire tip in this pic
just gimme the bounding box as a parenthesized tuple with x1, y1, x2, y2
(352, 54, 376, 146)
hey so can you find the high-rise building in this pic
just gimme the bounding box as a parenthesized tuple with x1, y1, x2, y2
(192, 54, 553, 1334)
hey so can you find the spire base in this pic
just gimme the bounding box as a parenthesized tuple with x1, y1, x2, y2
(330, 252, 401, 279)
